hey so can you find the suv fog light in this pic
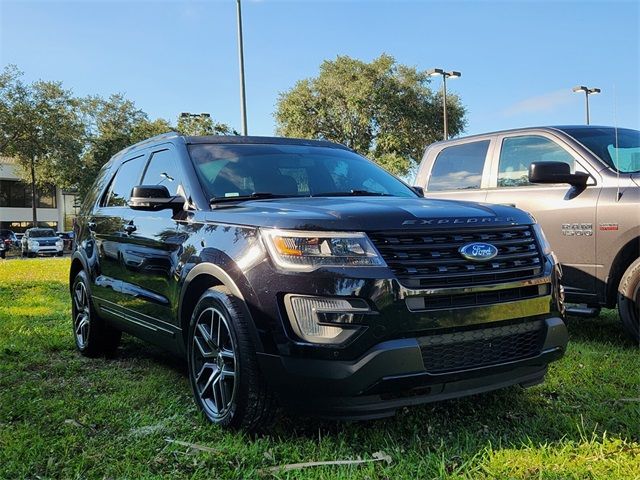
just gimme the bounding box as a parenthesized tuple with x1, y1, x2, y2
(285, 295, 370, 344)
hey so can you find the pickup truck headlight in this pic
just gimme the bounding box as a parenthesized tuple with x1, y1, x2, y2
(261, 229, 385, 271)
(533, 224, 552, 255)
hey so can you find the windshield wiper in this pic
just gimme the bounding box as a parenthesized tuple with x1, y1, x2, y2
(209, 192, 292, 204)
(311, 189, 393, 197)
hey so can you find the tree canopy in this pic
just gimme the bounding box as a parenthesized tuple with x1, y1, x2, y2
(0, 65, 86, 223)
(275, 54, 466, 176)
(0, 65, 233, 206)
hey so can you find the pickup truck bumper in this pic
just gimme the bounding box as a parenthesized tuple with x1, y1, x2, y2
(258, 316, 567, 418)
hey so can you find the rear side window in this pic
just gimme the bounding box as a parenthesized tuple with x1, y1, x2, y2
(103, 155, 146, 207)
(498, 135, 575, 187)
(142, 149, 185, 196)
(428, 141, 489, 191)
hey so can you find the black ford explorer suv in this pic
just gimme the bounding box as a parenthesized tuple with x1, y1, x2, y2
(71, 133, 567, 430)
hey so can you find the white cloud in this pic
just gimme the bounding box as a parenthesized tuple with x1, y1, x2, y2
(503, 89, 575, 117)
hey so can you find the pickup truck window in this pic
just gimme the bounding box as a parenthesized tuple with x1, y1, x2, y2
(558, 127, 640, 173)
(427, 141, 489, 191)
(498, 136, 574, 187)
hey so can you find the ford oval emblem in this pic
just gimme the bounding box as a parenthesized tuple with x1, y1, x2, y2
(459, 242, 499, 262)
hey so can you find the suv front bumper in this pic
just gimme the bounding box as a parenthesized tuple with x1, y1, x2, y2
(258, 317, 566, 418)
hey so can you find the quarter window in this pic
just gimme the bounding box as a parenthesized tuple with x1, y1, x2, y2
(427, 141, 489, 191)
(142, 149, 185, 196)
(103, 155, 146, 207)
(498, 136, 575, 187)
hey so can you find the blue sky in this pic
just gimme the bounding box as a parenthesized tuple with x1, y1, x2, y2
(1, 0, 638, 137)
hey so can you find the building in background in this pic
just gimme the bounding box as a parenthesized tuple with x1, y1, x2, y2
(0, 157, 79, 233)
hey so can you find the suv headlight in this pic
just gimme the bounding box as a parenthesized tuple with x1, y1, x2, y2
(533, 224, 552, 255)
(28, 240, 39, 248)
(56, 239, 63, 248)
(261, 229, 385, 271)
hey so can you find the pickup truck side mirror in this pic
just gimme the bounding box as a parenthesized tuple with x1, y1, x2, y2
(412, 185, 425, 197)
(528, 162, 589, 187)
(129, 185, 186, 212)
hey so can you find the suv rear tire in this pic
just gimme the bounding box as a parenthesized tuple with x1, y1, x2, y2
(71, 270, 121, 357)
(187, 287, 276, 431)
(618, 258, 640, 344)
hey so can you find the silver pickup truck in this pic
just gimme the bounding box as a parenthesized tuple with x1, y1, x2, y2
(416, 126, 640, 343)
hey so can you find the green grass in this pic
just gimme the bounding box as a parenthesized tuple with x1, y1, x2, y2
(0, 258, 638, 479)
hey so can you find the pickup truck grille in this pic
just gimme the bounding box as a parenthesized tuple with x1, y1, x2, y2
(369, 226, 543, 288)
(420, 320, 546, 373)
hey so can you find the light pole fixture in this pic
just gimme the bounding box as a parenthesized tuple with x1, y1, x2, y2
(427, 68, 461, 140)
(180, 112, 211, 118)
(236, 0, 248, 136)
(572, 85, 601, 125)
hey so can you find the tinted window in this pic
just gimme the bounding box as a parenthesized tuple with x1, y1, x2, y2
(428, 141, 489, 191)
(142, 149, 184, 195)
(29, 229, 56, 238)
(498, 136, 574, 188)
(188, 144, 417, 199)
(104, 155, 146, 207)
(559, 127, 640, 173)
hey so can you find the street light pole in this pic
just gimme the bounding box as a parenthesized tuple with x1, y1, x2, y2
(442, 74, 448, 141)
(236, 0, 248, 136)
(427, 68, 461, 140)
(572, 85, 601, 125)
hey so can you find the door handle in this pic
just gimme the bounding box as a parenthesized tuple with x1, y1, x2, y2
(87, 221, 96, 231)
(124, 223, 137, 235)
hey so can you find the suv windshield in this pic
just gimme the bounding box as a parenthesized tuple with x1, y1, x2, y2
(188, 143, 417, 201)
(559, 127, 640, 173)
(29, 229, 56, 238)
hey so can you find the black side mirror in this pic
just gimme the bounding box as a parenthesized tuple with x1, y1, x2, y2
(129, 185, 186, 212)
(412, 185, 425, 197)
(528, 162, 589, 187)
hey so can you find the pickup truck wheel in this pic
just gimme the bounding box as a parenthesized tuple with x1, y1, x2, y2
(187, 287, 276, 431)
(72, 270, 121, 357)
(618, 258, 640, 344)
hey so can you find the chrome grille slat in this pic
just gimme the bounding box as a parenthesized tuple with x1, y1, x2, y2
(369, 226, 543, 288)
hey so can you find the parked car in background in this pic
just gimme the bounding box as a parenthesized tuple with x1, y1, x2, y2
(0, 229, 18, 259)
(57, 231, 75, 251)
(416, 126, 640, 343)
(21, 228, 64, 257)
(70, 132, 567, 431)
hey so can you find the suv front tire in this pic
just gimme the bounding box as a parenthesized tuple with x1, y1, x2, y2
(187, 287, 276, 431)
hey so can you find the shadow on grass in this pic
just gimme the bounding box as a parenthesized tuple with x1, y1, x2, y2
(566, 311, 637, 348)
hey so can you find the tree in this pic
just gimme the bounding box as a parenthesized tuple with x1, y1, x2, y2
(77, 94, 173, 198)
(275, 54, 466, 176)
(176, 114, 234, 136)
(0, 65, 85, 225)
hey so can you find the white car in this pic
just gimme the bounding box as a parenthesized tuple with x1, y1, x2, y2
(21, 228, 64, 257)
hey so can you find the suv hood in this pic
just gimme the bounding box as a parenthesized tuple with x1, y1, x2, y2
(203, 196, 533, 231)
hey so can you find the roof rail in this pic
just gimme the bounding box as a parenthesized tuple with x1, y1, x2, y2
(112, 131, 181, 159)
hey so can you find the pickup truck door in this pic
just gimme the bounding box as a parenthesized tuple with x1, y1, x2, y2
(416, 137, 496, 203)
(483, 133, 600, 303)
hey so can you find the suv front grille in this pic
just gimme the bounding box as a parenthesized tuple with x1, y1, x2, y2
(420, 320, 546, 373)
(368, 226, 542, 288)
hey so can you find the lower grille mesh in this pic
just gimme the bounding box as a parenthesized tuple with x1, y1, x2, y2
(420, 321, 546, 373)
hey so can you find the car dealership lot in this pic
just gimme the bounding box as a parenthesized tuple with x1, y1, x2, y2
(0, 258, 638, 479)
